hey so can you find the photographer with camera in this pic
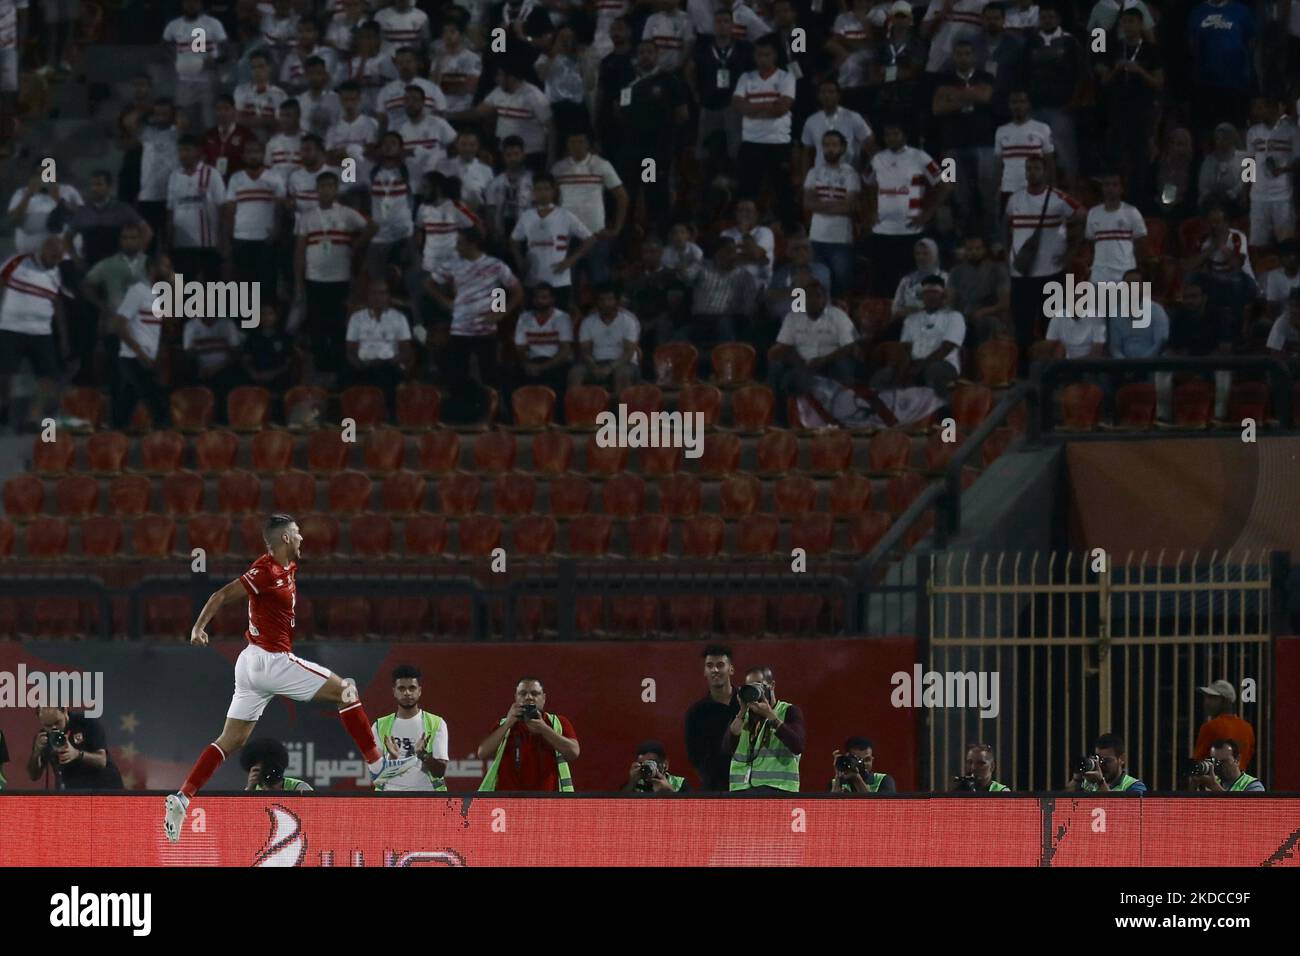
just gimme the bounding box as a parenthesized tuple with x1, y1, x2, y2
(240, 738, 314, 793)
(724, 666, 804, 793)
(622, 741, 690, 793)
(829, 737, 897, 793)
(26, 707, 123, 790)
(1065, 732, 1147, 793)
(477, 677, 580, 792)
(684, 644, 741, 791)
(952, 743, 1010, 792)
(1189, 739, 1265, 792)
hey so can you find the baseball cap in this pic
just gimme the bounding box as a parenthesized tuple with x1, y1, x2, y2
(1198, 679, 1236, 703)
(890, 1, 913, 17)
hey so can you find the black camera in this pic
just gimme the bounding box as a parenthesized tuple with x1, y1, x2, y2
(836, 754, 865, 776)
(1188, 758, 1220, 778)
(259, 764, 286, 787)
(1076, 755, 1101, 774)
(953, 775, 978, 792)
(638, 760, 660, 781)
(48, 729, 67, 751)
(738, 683, 766, 704)
(520, 703, 541, 721)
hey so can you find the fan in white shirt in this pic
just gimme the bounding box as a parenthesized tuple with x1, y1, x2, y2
(417, 194, 479, 274)
(435, 132, 495, 211)
(166, 141, 226, 251)
(324, 82, 380, 185)
(234, 51, 288, 136)
(479, 70, 552, 157)
(297, 71, 343, 139)
(866, 128, 945, 237)
(803, 132, 861, 247)
(643, 0, 696, 73)
(431, 22, 482, 117)
(721, 199, 775, 289)
(1245, 99, 1300, 247)
(162, 7, 226, 84)
(346, 287, 414, 367)
(266, 103, 304, 180)
(801, 81, 874, 169)
(510, 175, 597, 291)
(994, 91, 1055, 196)
(396, 88, 458, 183)
(345, 22, 399, 114)
(551, 137, 627, 236)
(293, 171, 375, 285)
(379, 49, 446, 130)
(286, 136, 340, 219)
(374, 0, 430, 51)
(1085, 175, 1148, 283)
(7, 179, 83, 255)
(425, 230, 523, 338)
(223, 143, 287, 243)
(1045, 311, 1106, 358)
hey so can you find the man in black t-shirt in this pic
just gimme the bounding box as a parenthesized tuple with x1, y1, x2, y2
(683, 644, 741, 791)
(27, 708, 124, 790)
(241, 300, 295, 412)
(614, 40, 689, 240)
(1096, 9, 1164, 211)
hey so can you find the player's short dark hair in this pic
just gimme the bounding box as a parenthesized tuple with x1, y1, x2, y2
(301, 133, 324, 148)
(358, 19, 381, 34)
(702, 643, 733, 661)
(304, 55, 326, 70)
(177, 134, 200, 149)
(90, 169, 113, 184)
(1095, 732, 1126, 754)
(635, 740, 668, 759)
(822, 129, 848, 148)
(532, 281, 555, 297)
(593, 281, 619, 299)
(337, 80, 361, 95)
(818, 77, 840, 91)
(392, 664, 422, 684)
(532, 171, 556, 189)
(516, 676, 545, 691)
(239, 738, 291, 773)
(754, 36, 780, 54)
(316, 170, 339, 186)
(1211, 738, 1241, 759)
(501, 134, 527, 151)
(845, 736, 874, 751)
(248, 49, 272, 65)
(381, 130, 404, 147)
(746, 665, 774, 682)
(215, 93, 235, 107)
(395, 46, 417, 59)
(280, 98, 301, 113)
(262, 514, 296, 545)
(404, 83, 426, 96)
(458, 225, 485, 248)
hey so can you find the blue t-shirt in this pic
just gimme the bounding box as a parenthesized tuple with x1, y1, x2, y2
(1110, 302, 1170, 359)
(1187, 1, 1255, 89)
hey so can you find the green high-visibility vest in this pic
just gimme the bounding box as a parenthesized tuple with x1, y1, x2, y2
(729, 700, 801, 792)
(255, 776, 313, 792)
(1228, 773, 1259, 792)
(837, 772, 887, 793)
(479, 713, 574, 792)
(987, 780, 1009, 792)
(1083, 773, 1138, 792)
(374, 711, 449, 792)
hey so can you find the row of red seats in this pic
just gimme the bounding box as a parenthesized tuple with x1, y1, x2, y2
(1058, 381, 1298, 431)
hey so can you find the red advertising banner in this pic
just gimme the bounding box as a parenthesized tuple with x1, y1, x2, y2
(2, 796, 1299, 867)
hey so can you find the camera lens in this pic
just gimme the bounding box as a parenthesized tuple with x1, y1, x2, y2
(739, 683, 764, 704)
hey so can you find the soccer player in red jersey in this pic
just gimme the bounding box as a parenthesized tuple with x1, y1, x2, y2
(164, 514, 415, 842)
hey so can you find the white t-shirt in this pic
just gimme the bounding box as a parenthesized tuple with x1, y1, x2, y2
(431, 253, 519, 337)
(1245, 118, 1300, 204)
(139, 125, 180, 203)
(434, 156, 494, 209)
(1045, 313, 1106, 358)
(721, 225, 775, 288)
(417, 199, 476, 273)
(511, 205, 593, 288)
(515, 308, 574, 359)
(346, 307, 412, 362)
(801, 108, 873, 167)
(374, 5, 430, 49)
(266, 133, 303, 180)
(902, 308, 966, 371)
(734, 68, 797, 144)
(432, 47, 483, 114)
(226, 168, 287, 241)
(994, 119, 1055, 193)
(325, 113, 380, 168)
(1266, 314, 1300, 355)
(398, 114, 458, 181)
(298, 89, 343, 138)
(1085, 202, 1147, 283)
(1199, 228, 1256, 281)
(114, 281, 165, 361)
(921, 0, 988, 72)
(344, 54, 398, 114)
(182, 317, 242, 372)
(7, 185, 83, 254)
(868, 146, 942, 236)
(485, 83, 553, 155)
(371, 710, 449, 792)
(287, 163, 341, 218)
(1005, 3, 1040, 31)
(1264, 268, 1300, 311)
(776, 305, 857, 362)
(804, 163, 861, 244)
(643, 11, 696, 72)
(552, 154, 622, 233)
(378, 76, 446, 130)
(1006, 186, 1081, 278)
(370, 164, 415, 243)
(580, 309, 641, 362)
(0, 252, 61, 336)
(167, 163, 226, 249)
(233, 83, 288, 125)
(280, 46, 338, 92)
(295, 202, 368, 282)
(163, 15, 226, 81)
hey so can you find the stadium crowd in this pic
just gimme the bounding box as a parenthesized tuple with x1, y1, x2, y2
(0, 0, 1299, 434)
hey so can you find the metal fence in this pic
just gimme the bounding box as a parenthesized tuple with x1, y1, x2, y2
(925, 550, 1281, 793)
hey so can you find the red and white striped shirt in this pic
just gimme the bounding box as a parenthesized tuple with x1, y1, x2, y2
(0, 253, 61, 336)
(167, 162, 226, 249)
(418, 199, 477, 272)
(295, 203, 369, 282)
(432, 253, 519, 337)
(514, 308, 574, 359)
(995, 118, 1055, 193)
(1007, 186, 1082, 278)
(868, 146, 941, 236)
(1200, 228, 1255, 281)
(552, 154, 622, 233)
(233, 82, 288, 123)
(226, 168, 287, 241)
(287, 163, 341, 218)
(643, 11, 695, 72)
(431, 48, 482, 114)
(374, 5, 429, 50)
(378, 76, 446, 129)
(370, 164, 414, 243)
(484, 83, 552, 155)
(1085, 202, 1147, 283)
(734, 68, 797, 144)
(114, 281, 164, 360)
(511, 205, 593, 288)
(267, 132, 303, 180)
(922, 0, 988, 71)
(804, 162, 861, 245)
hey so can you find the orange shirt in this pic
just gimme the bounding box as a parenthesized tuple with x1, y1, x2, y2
(1194, 714, 1255, 770)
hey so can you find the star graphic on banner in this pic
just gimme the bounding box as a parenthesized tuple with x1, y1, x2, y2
(119, 712, 139, 734)
(122, 771, 138, 789)
(119, 742, 138, 762)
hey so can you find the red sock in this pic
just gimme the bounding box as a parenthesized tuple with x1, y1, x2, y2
(180, 743, 226, 799)
(338, 702, 381, 764)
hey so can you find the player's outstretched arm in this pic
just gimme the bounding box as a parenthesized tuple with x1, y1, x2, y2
(189, 579, 247, 646)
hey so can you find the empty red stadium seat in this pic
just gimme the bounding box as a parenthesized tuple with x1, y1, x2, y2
(620, 383, 663, 417)
(284, 385, 328, 427)
(79, 516, 123, 558)
(325, 598, 372, 637)
(711, 342, 756, 386)
(403, 514, 448, 556)
(493, 472, 537, 515)
(1172, 381, 1213, 427)
(1227, 382, 1269, 423)
(328, 470, 373, 513)
(773, 475, 816, 517)
(249, 430, 292, 472)
(1060, 383, 1103, 430)
(239, 515, 265, 556)
(512, 514, 558, 555)
(31, 597, 83, 636)
(438, 473, 481, 516)
(886, 472, 927, 515)
(1027, 339, 1066, 364)
(677, 384, 723, 426)
(381, 470, 426, 513)
(161, 470, 205, 516)
(306, 429, 349, 472)
(60, 387, 106, 428)
(132, 515, 176, 557)
(681, 515, 725, 557)
(417, 429, 461, 473)
(142, 596, 190, 637)
(511, 385, 556, 429)
(170, 387, 215, 432)
(530, 429, 573, 475)
(584, 435, 628, 476)
(667, 595, 715, 633)
(698, 430, 741, 477)
(952, 384, 994, 430)
(856, 296, 892, 330)
(609, 595, 659, 633)
(0, 518, 14, 558)
(549, 474, 592, 517)
(87, 432, 128, 474)
(756, 429, 799, 475)
(298, 514, 340, 556)
(828, 473, 872, 516)
(141, 431, 185, 473)
(458, 514, 502, 556)
(849, 512, 892, 552)
(272, 470, 317, 513)
(925, 431, 962, 471)
(434, 597, 474, 636)
(574, 596, 604, 631)
(720, 473, 761, 518)
(362, 427, 405, 473)
(212, 470, 259, 515)
(473, 430, 517, 474)
(32, 436, 74, 475)
(808, 430, 853, 474)
(108, 475, 151, 518)
(567, 514, 613, 555)
(774, 594, 825, 632)
(791, 513, 834, 554)
(349, 513, 394, 557)
(975, 340, 1019, 387)
(1114, 383, 1157, 429)
(375, 597, 429, 636)
(227, 386, 272, 431)
(395, 383, 441, 429)
(721, 595, 766, 634)
(981, 427, 1016, 467)
(731, 384, 774, 432)
(627, 514, 671, 558)
(4, 474, 44, 520)
(658, 473, 702, 517)
(565, 385, 609, 429)
(654, 342, 698, 386)
(340, 386, 387, 428)
(639, 444, 680, 477)
(736, 514, 779, 555)
(602, 473, 646, 518)
(868, 429, 912, 473)
(188, 513, 232, 558)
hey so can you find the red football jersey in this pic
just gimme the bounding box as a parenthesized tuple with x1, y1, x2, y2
(239, 554, 298, 652)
